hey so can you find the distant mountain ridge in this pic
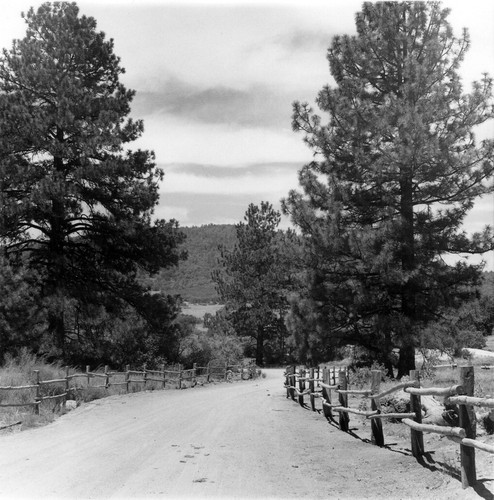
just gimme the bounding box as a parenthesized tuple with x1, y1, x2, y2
(147, 224, 236, 303)
(146, 225, 494, 306)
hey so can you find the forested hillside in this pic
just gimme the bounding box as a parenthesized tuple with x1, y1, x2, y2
(145, 224, 237, 303)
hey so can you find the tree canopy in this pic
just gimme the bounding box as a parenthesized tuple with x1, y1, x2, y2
(213, 202, 298, 365)
(283, 2, 494, 376)
(0, 2, 184, 363)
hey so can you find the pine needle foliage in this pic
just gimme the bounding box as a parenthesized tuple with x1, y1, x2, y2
(0, 3, 184, 362)
(283, 2, 494, 376)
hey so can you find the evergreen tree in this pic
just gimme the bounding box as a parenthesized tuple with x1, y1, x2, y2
(0, 255, 45, 359)
(0, 3, 184, 360)
(213, 202, 297, 365)
(283, 2, 494, 376)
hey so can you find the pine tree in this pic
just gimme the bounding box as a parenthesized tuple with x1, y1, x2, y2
(0, 255, 44, 359)
(0, 3, 184, 359)
(213, 202, 297, 365)
(283, 2, 494, 376)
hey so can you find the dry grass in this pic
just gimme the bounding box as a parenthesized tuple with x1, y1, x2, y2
(0, 351, 65, 431)
(0, 352, 176, 433)
(0, 351, 248, 434)
(422, 361, 494, 398)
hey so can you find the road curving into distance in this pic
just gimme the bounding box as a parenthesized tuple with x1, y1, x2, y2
(0, 368, 482, 499)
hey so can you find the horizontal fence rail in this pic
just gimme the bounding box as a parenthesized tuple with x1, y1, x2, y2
(0, 361, 261, 418)
(284, 364, 493, 490)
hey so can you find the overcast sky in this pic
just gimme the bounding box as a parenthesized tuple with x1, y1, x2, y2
(1, 0, 493, 269)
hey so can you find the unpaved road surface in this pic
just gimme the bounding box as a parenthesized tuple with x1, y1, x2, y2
(0, 369, 487, 499)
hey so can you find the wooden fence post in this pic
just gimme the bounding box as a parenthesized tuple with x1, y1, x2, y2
(309, 368, 316, 411)
(34, 370, 40, 415)
(86, 365, 91, 387)
(178, 366, 182, 390)
(161, 363, 166, 389)
(104, 365, 109, 389)
(285, 366, 292, 398)
(459, 366, 476, 488)
(298, 368, 306, 406)
(125, 364, 130, 393)
(409, 369, 424, 458)
(63, 366, 70, 411)
(338, 369, 349, 432)
(322, 367, 333, 420)
(371, 370, 384, 446)
(143, 364, 147, 389)
(193, 363, 197, 385)
(224, 361, 229, 382)
(207, 362, 211, 383)
(290, 368, 296, 401)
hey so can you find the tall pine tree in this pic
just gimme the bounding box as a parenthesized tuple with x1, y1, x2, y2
(0, 3, 184, 360)
(283, 2, 494, 376)
(213, 202, 297, 365)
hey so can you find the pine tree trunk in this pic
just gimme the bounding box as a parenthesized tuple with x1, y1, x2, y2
(48, 147, 67, 355)
(398, 168, 417, 379)
(383, 358, 395, 379)
(397, 341, 415, 378)
(48, 311, 66, 356)
(256, 329, 264, 366)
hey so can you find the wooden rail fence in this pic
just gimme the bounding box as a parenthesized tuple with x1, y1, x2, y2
(0, 362, 259, 415)
(284, 364, 493, 489)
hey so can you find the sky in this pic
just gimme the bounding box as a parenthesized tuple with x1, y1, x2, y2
(0, 0, 493, 269)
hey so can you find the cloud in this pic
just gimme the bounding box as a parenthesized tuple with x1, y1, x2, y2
(155, 161, 303, 227)
(131, 77, 298, 129)
(153, 204, 189, 223)
(159, 161, 300, 196)
(133, 116, 311, 166)
(271, 29, 333, 53)
(161, 161, 302, 178)
(463, 195, 494, 234)
(155, 192, 293, 229)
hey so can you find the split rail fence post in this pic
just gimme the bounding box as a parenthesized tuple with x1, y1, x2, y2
(161, 364, 166, 389)
(193, 363, 197, 385)
(459, 366, 476, 488)
(338, 369, 349, 432)
(64, 366, 70, 411)
(224, 361, 228, 382)
(285, 366, 292, 398)
(298, 368, 306, 406)
(370, 370, 384, 446)
(34, 370, 40, 415)
(309, 368, 316, 411)
(178, 366, 182, 390)
(104, 365, 109, 389)
(86, 365, 91, 387)
(125, 365, 130, 393)
(143, 364, 147, 389)
(322, 367, 333, 420)
(290, 368, 296, 401)
(207, 362, 211, 383)
(409, 369, 424, 457)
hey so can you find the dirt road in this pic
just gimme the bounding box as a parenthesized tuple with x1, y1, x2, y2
(0, 369, 483, 499)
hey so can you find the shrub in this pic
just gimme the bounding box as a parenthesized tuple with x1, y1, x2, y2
(348, 361, 391, 389)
